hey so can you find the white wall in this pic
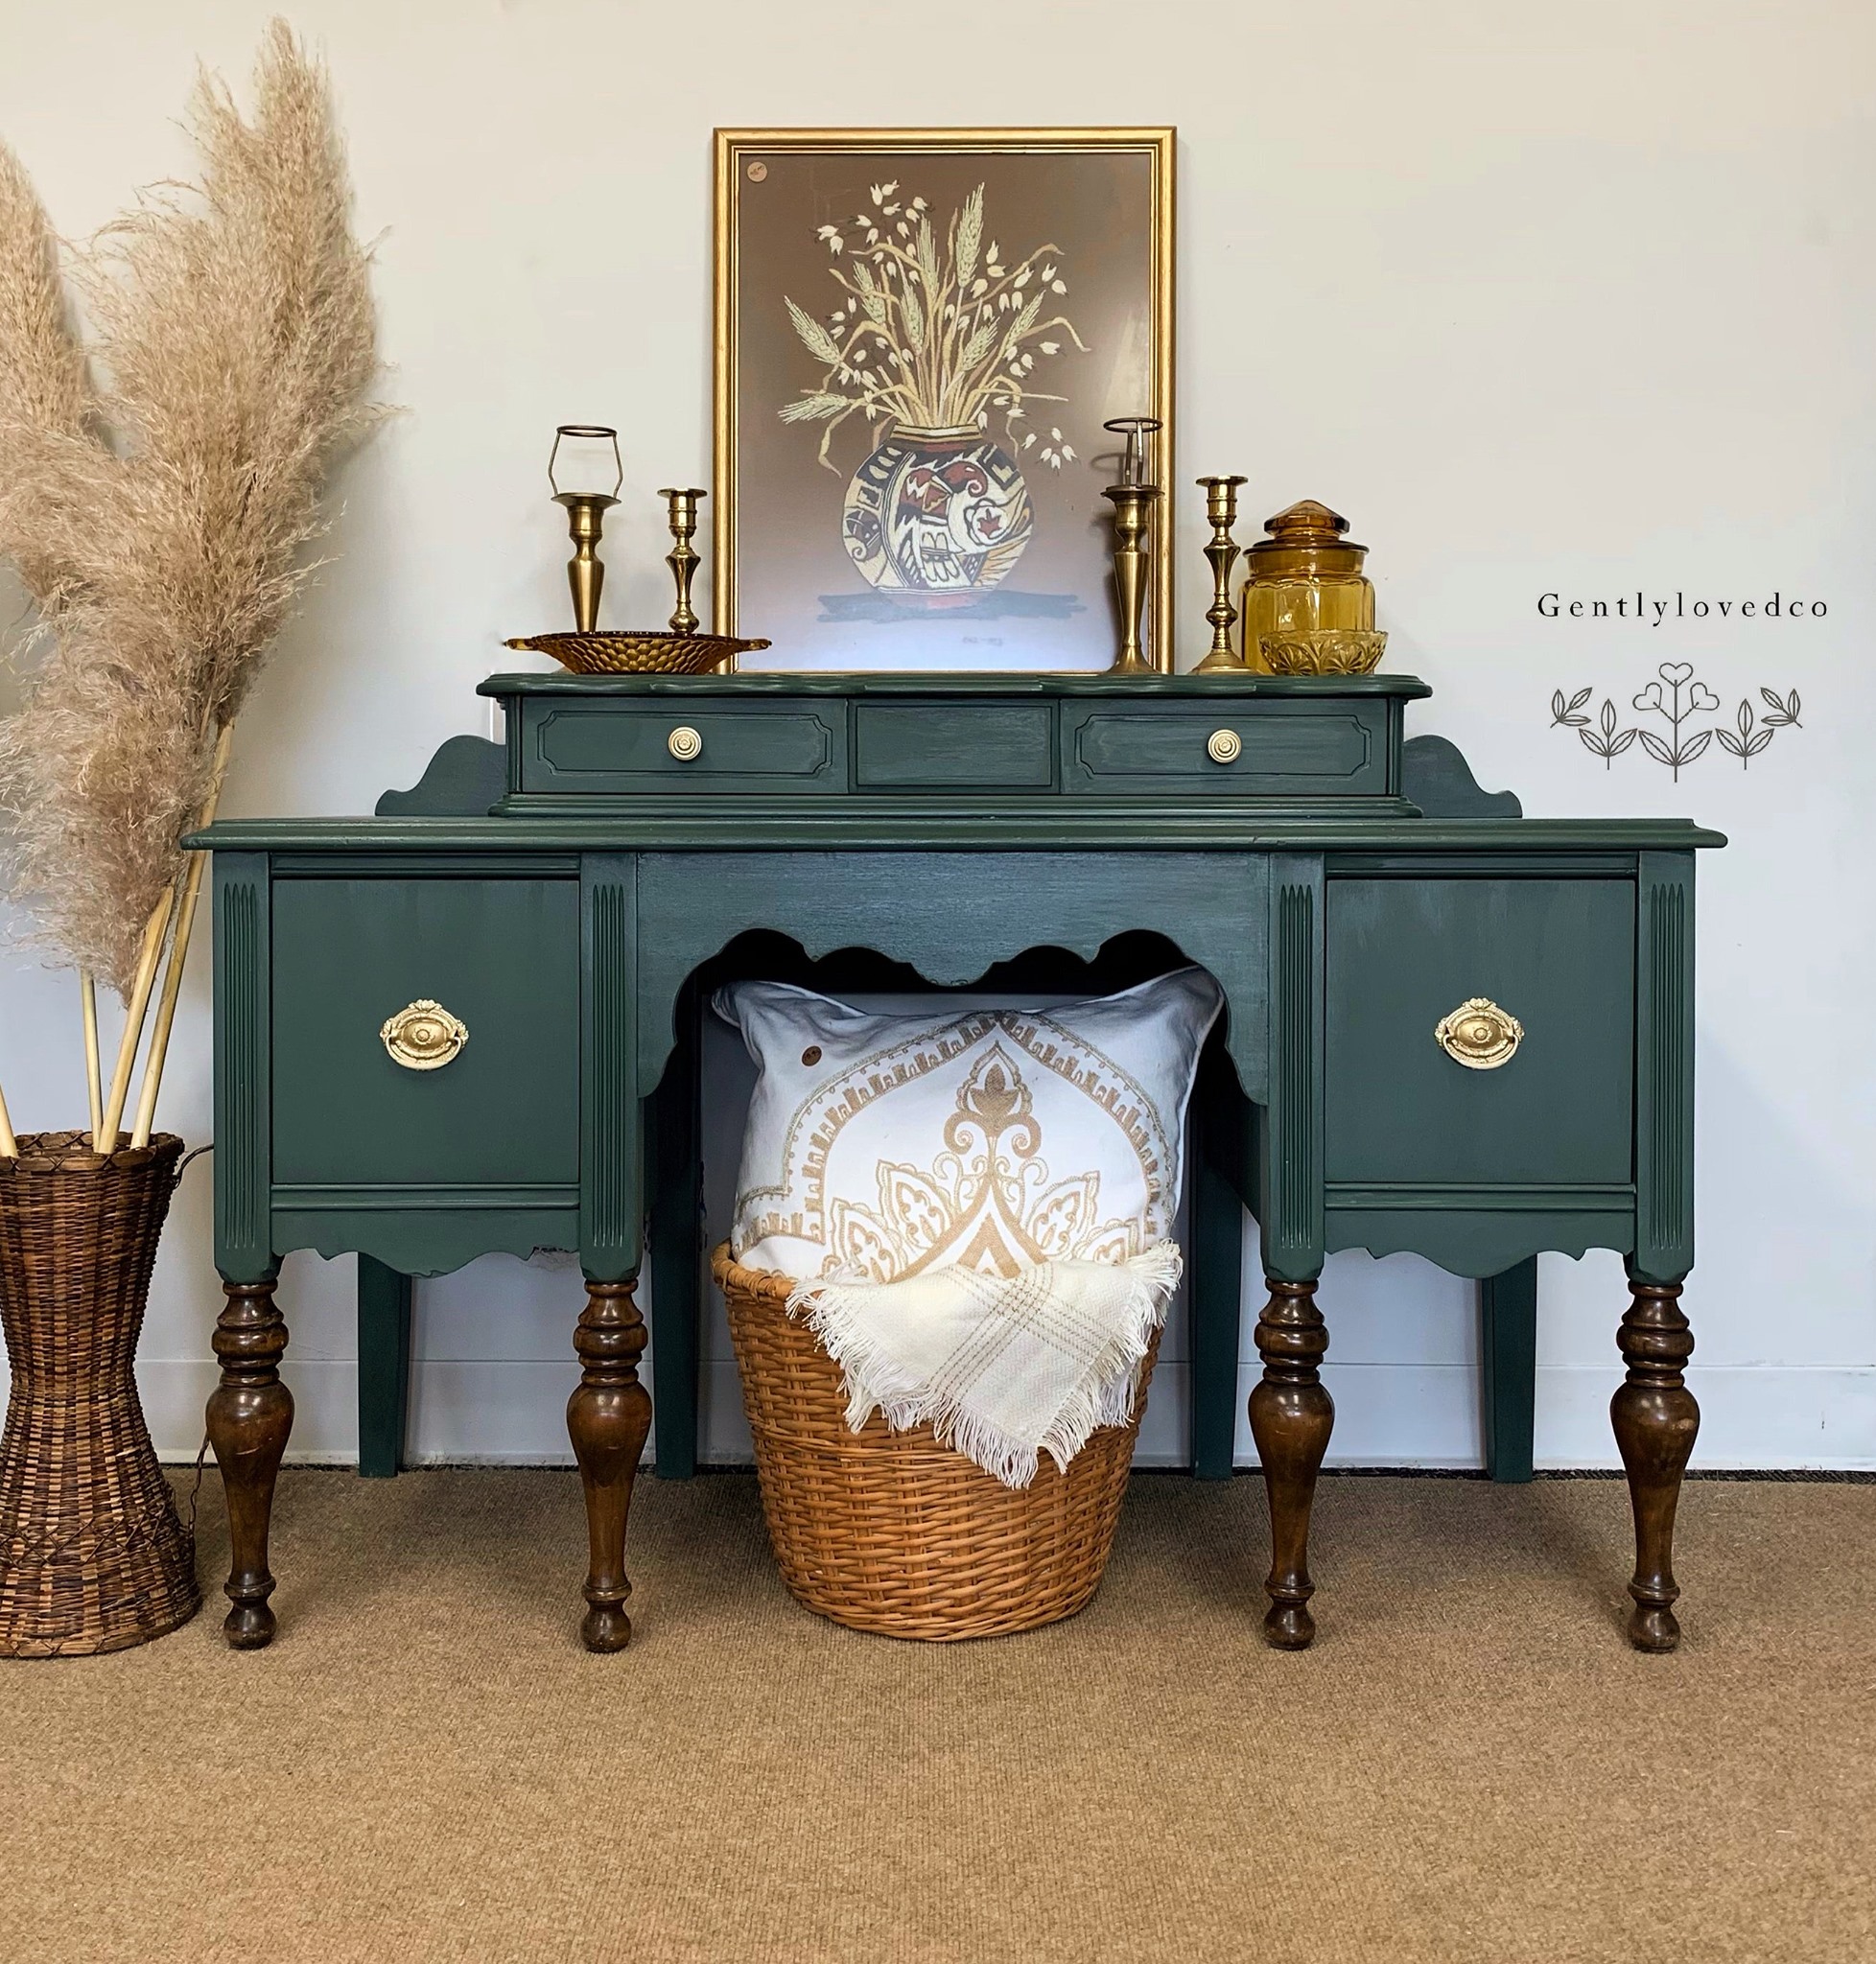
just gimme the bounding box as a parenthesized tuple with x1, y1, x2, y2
(1, 0, 1870, 1470)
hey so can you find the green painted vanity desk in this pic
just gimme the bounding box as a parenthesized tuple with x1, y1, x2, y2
(191, 669, 1724, 1656)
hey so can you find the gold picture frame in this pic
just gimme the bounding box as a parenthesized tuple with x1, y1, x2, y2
(714, 128, 1176, 672)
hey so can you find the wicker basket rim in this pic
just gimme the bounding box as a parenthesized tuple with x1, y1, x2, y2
(711, 1247, 805, 1304)
(0, 1132, 186, 1180)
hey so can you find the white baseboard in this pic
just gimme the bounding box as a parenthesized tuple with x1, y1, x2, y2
(129, 1356, 1876, 1472)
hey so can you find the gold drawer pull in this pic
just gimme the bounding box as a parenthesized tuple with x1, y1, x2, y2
(1435, 997, 1523, 1070)
(1207, 728, 1242, 764)
(381, 999, 468, 1072)
(668, 725, 703, 761)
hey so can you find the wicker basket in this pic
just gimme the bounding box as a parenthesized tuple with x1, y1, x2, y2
(0, 1132, 200, 1657)
(713, 1247, 1158, 1641)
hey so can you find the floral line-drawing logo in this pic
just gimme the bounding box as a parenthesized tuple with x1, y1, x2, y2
(1551, 662, 1801, 780)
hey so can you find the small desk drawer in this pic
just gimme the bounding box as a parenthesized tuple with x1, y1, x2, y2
(1325, 877, 1635, 1185)
(855, 702, 1055, 790)
(1063, 699, 1389, 798)
(271, 877, 580, 1186)
(521, 699, 843, 795)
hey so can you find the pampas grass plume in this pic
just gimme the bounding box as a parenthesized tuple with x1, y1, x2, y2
(0, 20, 383, 999)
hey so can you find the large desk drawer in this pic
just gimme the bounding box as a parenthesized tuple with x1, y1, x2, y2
(1325, 877, 1635, 1185)
(271, 877, 580, 1186)
(1063, 698, 1390, 798)
(519, 699, 843, 795)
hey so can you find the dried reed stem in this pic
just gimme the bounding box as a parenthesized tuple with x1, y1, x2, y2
(97, 895, 174, 1152)
(0, 1074, 16, 1158)
(81, 970, 103, 1142)
(129, 722, 233, 1148)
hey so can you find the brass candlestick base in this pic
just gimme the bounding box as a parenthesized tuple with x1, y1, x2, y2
(659, 486, 707, 635)
(1102, 415, 1163, 675)
(1194, 474, 1249, 672)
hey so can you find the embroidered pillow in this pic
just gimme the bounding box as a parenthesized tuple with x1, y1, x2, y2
(714, 968, 1224, 1283)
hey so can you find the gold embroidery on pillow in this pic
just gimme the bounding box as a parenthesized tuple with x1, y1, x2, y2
(736, 1010, 1175, 1279)
(823, 1044, 1144, 1281)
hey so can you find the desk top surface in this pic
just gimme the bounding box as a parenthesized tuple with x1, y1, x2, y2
(475, 670, 1435, 700)
(195, 811, 1724, 851)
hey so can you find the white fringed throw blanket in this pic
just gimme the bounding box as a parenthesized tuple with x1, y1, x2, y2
(786, 1242, 1182, 1489)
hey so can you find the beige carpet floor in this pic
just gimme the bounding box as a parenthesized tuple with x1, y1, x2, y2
(1, 1468, 1870, 1964)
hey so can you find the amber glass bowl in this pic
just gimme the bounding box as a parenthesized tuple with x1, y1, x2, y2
(504, 632, 771, 675)
(1258, 629, 1387, 676)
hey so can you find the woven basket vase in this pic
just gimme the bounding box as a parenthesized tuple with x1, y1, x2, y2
(713, 1247, 1159, 1642)
(0, 1133, 200, 1657)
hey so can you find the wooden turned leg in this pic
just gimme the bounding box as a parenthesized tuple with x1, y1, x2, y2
(568, 1277, 652, 1652)
(1612, 1276, 1700, 1652)
(205, 1277, 293, 1649)
(1248, 1277, 1333, 1649)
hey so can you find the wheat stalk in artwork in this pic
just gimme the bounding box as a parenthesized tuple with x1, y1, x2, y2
(0, 20, 386, 1156)
(781, 181, 1090, 471)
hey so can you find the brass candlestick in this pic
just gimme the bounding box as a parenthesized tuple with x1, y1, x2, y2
(1193, 474, 1250, 672)
(659, 487, 707, 635)
(549, 424, 622, 633)
(1102, 415, 1163, 676)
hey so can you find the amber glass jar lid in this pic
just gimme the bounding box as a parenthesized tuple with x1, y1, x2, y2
(1245, 499, 1368, 578)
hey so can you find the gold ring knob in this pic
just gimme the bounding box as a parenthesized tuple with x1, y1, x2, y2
(1434, 997, 1523, 1070)
(668, 725, 703, 761)
(1207, 728, 1242, 764)
(380, 999, 468, 1072)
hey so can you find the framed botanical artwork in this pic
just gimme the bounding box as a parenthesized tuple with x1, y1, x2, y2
(714, 129, 1175, 672)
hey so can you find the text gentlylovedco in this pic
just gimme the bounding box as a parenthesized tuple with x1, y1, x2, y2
(1538, 592, 1826, 624)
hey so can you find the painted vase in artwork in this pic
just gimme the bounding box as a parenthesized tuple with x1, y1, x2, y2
(841, 423, 1033, 604)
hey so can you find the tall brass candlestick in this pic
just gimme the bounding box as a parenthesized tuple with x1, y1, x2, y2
(659, 486, 707, 635)
(1194, 474, 1250, 672)
(557, 494, 614, 633)
(1102, 415, 1163, 675)
(1102, 483, 1160, 674)
(549, 424, 623, 634)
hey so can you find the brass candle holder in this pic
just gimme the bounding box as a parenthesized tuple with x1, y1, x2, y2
(1193, 474, 1250, 672)
(1102, 415, 1163, 676)
(548, 424, 622, 634)
(659, 487, 707, 635)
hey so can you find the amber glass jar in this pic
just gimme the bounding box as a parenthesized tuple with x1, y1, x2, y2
(1239, 500, 1374, 670)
